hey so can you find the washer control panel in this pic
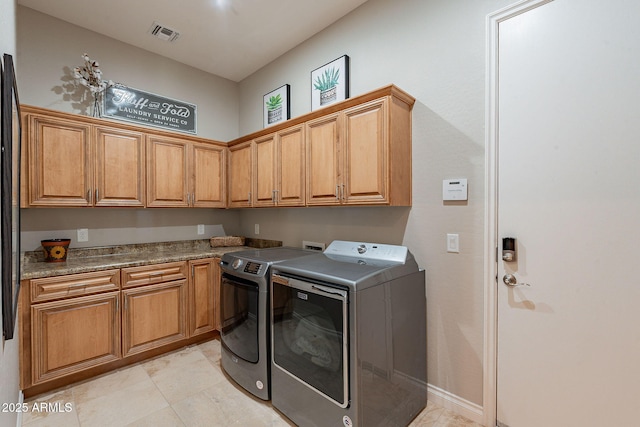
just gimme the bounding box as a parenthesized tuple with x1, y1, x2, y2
(324, 240, 408, 263)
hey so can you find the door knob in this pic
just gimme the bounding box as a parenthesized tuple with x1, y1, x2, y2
(503, 274, 530, 287)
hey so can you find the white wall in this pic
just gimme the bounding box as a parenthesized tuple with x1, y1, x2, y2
(1, 2, 21, 426)
(16, 6, 245, 250)
(17, 6, 239, 142)
(237, 0, 513, 408)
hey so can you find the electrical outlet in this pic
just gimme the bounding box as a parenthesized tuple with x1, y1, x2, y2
(77, 228, 89, 242)
(254, 224, 260, 235)
(197, 224, 205, 235)
(447, 233, 459, 253)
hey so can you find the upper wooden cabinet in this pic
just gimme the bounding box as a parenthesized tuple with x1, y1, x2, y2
(307, 96, 411, 206)
(228, 140, 253, 208)
(94, 126, 146, 207)
(229, 125, 306, 208)
(22, 105, 225, 208)
(146, 134, 188, 207)
(229, 84, 414, 207)
(146, 134, 226, 208)
(275, 125, 306, 207)
(24, 109, 146, 207)
(191, 142, 226, 208)
(306, 113, 342, 205)
(23, 84, 413, 209)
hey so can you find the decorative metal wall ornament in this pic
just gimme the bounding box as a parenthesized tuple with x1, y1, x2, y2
(103, 84, 197, 134)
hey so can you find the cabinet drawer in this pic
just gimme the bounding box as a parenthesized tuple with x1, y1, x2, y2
(30, 269, 120, 303)
(121, 261, 188, 289)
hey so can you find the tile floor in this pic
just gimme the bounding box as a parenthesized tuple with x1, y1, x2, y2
(22, 339, 482, 427)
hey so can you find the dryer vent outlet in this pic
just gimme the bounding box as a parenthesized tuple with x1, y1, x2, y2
(302, 241, 325, 251)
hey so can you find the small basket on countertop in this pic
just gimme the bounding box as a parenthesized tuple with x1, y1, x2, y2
(41, 239, 71, 262)
(210, 236, 245, 247)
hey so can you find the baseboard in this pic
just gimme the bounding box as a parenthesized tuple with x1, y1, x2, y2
(427, 383, 484, 425)
(16, 390, 24, 427)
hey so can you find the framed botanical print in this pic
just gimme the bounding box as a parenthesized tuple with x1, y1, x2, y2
(311, 55, 349, 111)
(263, 84, 290, 127)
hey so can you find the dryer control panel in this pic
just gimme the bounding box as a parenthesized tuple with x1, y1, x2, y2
(324, 240, 408, 264)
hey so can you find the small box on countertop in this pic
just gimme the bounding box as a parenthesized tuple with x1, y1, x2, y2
(210, 236, 245, 247)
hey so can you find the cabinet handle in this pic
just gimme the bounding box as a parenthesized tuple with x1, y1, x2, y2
(95, 189, 99, 203)
(87, 189, 92, 204)
(248, 192, 252, 204)
(341, 184, 345, 201)
(191, 193, 195, 206)
(68, 283, 87, 289)
(336, 185, 340, 201)
(272, 189, 278, 203)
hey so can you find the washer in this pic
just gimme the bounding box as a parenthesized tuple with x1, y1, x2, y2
(219, 247, 314, 400)
(270, 241, 427, 426)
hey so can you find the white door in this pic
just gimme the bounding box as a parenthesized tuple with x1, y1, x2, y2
(495, 1, 640, 426)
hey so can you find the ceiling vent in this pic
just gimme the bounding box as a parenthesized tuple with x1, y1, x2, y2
(148, 21, 180, 42)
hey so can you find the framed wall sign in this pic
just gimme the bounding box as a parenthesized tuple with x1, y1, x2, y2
(311, 55, 349, 111)
(103, 84, 197, 134)
(263, 84, 290, 127)
(1, 53, 22, 340)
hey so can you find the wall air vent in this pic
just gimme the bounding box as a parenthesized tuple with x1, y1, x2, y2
(148, 21, 180, 42)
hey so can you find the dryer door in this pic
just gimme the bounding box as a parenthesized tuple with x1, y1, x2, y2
(220, 273, 259, 363)
(271, 275, 349, 408)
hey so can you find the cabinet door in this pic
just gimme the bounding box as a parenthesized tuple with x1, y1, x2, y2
(254, 134, 276, 207)
(28, 114, 92, 206)
(188, 259, 216, 336)
(343, 98, 389, 204)
(146, 135, 189, 207)
(31, 291, 121, 384)
(94, 126, 146, 207)
(191, 143, 226, 208)
(213, 258, 221, 331)
(277, 125, 306, 206)
(122, 280, 188, 356)
(228, 141, 253, 207)
(306, 113, 342, 205)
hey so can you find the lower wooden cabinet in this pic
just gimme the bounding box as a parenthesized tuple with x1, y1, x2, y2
(188, 258, 218, 336)
(122, 280, 188, 357)
(30, 291, 121, 385)
(21, 259, 221, 396)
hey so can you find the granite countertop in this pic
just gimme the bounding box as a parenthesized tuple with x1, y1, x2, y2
(22, 238, 282, 280)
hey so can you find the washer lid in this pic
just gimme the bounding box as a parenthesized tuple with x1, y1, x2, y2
(272, 246, 419, 289)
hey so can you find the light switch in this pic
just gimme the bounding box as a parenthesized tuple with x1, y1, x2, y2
(447, 233, 459, 253)
(197, 224, 205, 235)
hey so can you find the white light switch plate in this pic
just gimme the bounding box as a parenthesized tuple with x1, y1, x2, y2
(447, 233, 459, 253)
(77, 228, 89, 242)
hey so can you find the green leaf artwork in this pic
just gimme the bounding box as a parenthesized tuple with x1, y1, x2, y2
(313, 67, 340, 91)
(266, 94, 283, 111)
